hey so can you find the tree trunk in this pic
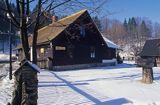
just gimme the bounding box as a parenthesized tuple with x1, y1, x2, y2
(142, 67, 154, 84)
(11, 74, 22, 105)
(32, 0, 41, 64)
(20, 0, 30, 60)
(32, 30, 38, 64)
(20, 26, 30, 60)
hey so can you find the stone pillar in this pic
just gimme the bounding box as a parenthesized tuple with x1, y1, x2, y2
(21, 65, 38, 105)
(11, 60, 39, 105)
(11, 71, 22, 105)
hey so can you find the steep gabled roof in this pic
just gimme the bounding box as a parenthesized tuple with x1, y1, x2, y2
(34, 9, 88, 44)
(17, 9, 118, 50)
(139, 39, 160, 57)
(16, 9, 88, 49)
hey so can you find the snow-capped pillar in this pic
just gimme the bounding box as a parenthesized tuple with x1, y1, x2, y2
(12, 60, 40, 105)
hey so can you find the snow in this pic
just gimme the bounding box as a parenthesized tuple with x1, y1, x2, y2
(20, 60, 41, 73)
(0, 64, 9, 79)
(102, 58, 117, 64)
(38, 64, 160, 105)
(101, 35, 119, 49)
(0, 62, 19, 105)
(0, 75, 14, 105)
(0, 54, 9, 61)
(0, 60, 160, 105)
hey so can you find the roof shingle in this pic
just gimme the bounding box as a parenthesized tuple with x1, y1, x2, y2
(36, 9, 87, 44)
(17, 9, 88, 49)
(140, 39, 160, 57)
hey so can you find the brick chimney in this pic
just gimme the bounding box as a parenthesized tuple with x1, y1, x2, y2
(52, 16, 58, 23)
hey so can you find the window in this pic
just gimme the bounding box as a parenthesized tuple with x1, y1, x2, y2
(40, 48, 45, 54)
(90, 47, 95, 58)
(55, 46, 66, 50)
(80, 25, 85, 37)
(91, 52, 95, 58)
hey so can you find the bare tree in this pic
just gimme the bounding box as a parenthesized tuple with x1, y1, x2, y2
(1, 0, 108, 104)
(153, 22, 160, 38)
(1, 0, 108, 63)
(103, 18, 126, 47)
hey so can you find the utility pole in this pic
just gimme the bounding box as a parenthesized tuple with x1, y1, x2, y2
(9, 19, 12, 80)
(7, 13, 13, 80)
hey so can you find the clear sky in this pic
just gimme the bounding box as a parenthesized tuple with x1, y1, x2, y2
(11, 0, 160, 23)
(102, 0, 160, 23)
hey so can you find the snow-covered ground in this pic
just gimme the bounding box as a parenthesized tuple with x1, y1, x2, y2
(0, 62, 19, 105)
(0, 54, 9, 61)
(0, 64, 9, 81)
(0, 62, 160, 105)
(0, 75, 14, 105)
(38, 64, 160, 105)
(0, 53, 17, 62)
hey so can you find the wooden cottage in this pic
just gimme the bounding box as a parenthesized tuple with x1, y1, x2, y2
(139, 39, 160, 67)
(17, 9, 118, 69)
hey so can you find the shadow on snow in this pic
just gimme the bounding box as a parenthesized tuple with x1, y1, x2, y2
(44, 71, 133, 105)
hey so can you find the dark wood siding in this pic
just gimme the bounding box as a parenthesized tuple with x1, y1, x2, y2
(17, 10, 117, 68)
(37, 13, 116, 67)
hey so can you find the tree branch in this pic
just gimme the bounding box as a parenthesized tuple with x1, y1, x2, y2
(48, 0, 72, 11)
(16, 0, 20, 15)
(0, 14, 19, 28)
(5, 0, 20, 26)
(32, 0, 42, 63)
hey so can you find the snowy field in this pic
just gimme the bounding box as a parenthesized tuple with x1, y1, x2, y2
(38, 64, 160, 105)
(0, 62, 160, 105)
(0, 62, 18, 105)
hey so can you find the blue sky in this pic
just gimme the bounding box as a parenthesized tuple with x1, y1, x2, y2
(102, 0, 160, 23)
(11, 0, 160, 23)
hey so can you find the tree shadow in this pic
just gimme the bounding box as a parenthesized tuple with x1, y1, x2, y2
(154, 76, 160, 80)
(49, 72, 133, 105)
(38, 82, 89, 88)
(74, 73, 141, 83)
(154, 73, 160, 80)
(39, 81, 63, 84)
(92, 63, 136, 70)
(96, 98, 133, 105)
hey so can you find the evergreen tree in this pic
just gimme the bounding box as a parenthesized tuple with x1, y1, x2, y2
(128, 18, 132, 32)
(140, 20, 150, 39)
(131, 17, 137, 28)
(123, 19, 128, 44)
(28, 6, 52, 33)
(123, 18, 128, 32)
(131, 17, 138, 40)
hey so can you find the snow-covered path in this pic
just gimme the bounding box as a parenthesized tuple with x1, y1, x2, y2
(38, 64, 160, 105)
(38, 71, 103, 105)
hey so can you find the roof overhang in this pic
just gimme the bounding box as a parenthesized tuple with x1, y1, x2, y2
(101, 34, 119, 49)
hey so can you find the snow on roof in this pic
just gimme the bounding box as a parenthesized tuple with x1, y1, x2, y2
(101, 34, 119, 49)
(15, 60, 40, 74)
